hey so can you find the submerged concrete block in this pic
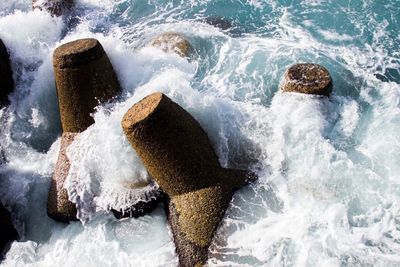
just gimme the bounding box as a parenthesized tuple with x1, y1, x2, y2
(205, 16, 232, 31)
(122, 92, 256, 266)
(48, 38, 121, 223)
(32, 0, 74, 17)
(149, 32, 192, 58)
(0, 203, 18, 259)
(0, 39, 14, 106)
(281, 63, 332, 96)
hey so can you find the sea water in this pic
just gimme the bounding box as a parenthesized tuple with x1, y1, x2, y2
(0, 0, 399, 266)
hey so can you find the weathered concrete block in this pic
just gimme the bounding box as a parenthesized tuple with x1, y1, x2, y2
(149, 32, 192, 58)
(47, 132, 78, 222)
(49, 38, 121, 223)
(281, 63, 332, 96)
(122, 92, 256, 266)
(32, 0, 74, 17)
(53, 38, 121, 133)
(0, 39, 14, 106)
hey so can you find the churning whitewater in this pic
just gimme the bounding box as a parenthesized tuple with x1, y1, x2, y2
(0, 0, 400, 266)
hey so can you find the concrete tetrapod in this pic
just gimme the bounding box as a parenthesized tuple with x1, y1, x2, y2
(122, 92, 256, 266)
(281, 63, 332, 96)
(53, 38, 121, 133)
(32, 0, 74, 17)
(0, 38, 14, 106)
(48, 38, 121, 222)
(149, 32, 192, 58)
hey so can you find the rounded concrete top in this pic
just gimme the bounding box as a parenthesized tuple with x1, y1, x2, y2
(149, 32, 191, 58)
(53, 38, 105, 69)
(122, 92, 164, 132)
(281, 63, 332, 96)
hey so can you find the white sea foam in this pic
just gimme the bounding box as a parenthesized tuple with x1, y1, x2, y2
(2, 211, 177, 267)
(318, 29, 353, 42)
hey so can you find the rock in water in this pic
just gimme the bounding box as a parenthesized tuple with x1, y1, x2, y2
(280, 63, 332, 96)
(0, 39, 14, 106)
(122, 92, 256, 266)
(53, 38, 121, 132)
(149, 32, 192, 58)
(0, 203, 18, 259)
(47, 132, 78, 222)
(205, 16, 232, 30)
(32, 0, 74, 17)
(48, 38, 121, 222)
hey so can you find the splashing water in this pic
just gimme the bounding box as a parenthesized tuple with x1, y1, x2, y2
(0, 0, 399, 266)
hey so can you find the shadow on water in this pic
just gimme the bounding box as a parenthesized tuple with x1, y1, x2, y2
(215, 183, 283, 241)
(210, 183, 283, 265)
(230, 184, 284, 220)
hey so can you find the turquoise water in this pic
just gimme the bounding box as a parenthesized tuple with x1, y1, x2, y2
(0, 0, 399, 266)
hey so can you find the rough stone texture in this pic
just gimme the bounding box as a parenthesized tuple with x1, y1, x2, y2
(166, 200, 209, 267)
(112, 188, 165, 219)
(0, 39, 14, 106)
(32, 0, 74, 17)
(281, 63, 332, 96)
(149, 32, 192, 58)
(122, 92, 256, 266)
(0, 203, 18, 259)
(47, 132, 78, 222)
(53, 38, 121, 133)
(172, 185, 231, 247)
